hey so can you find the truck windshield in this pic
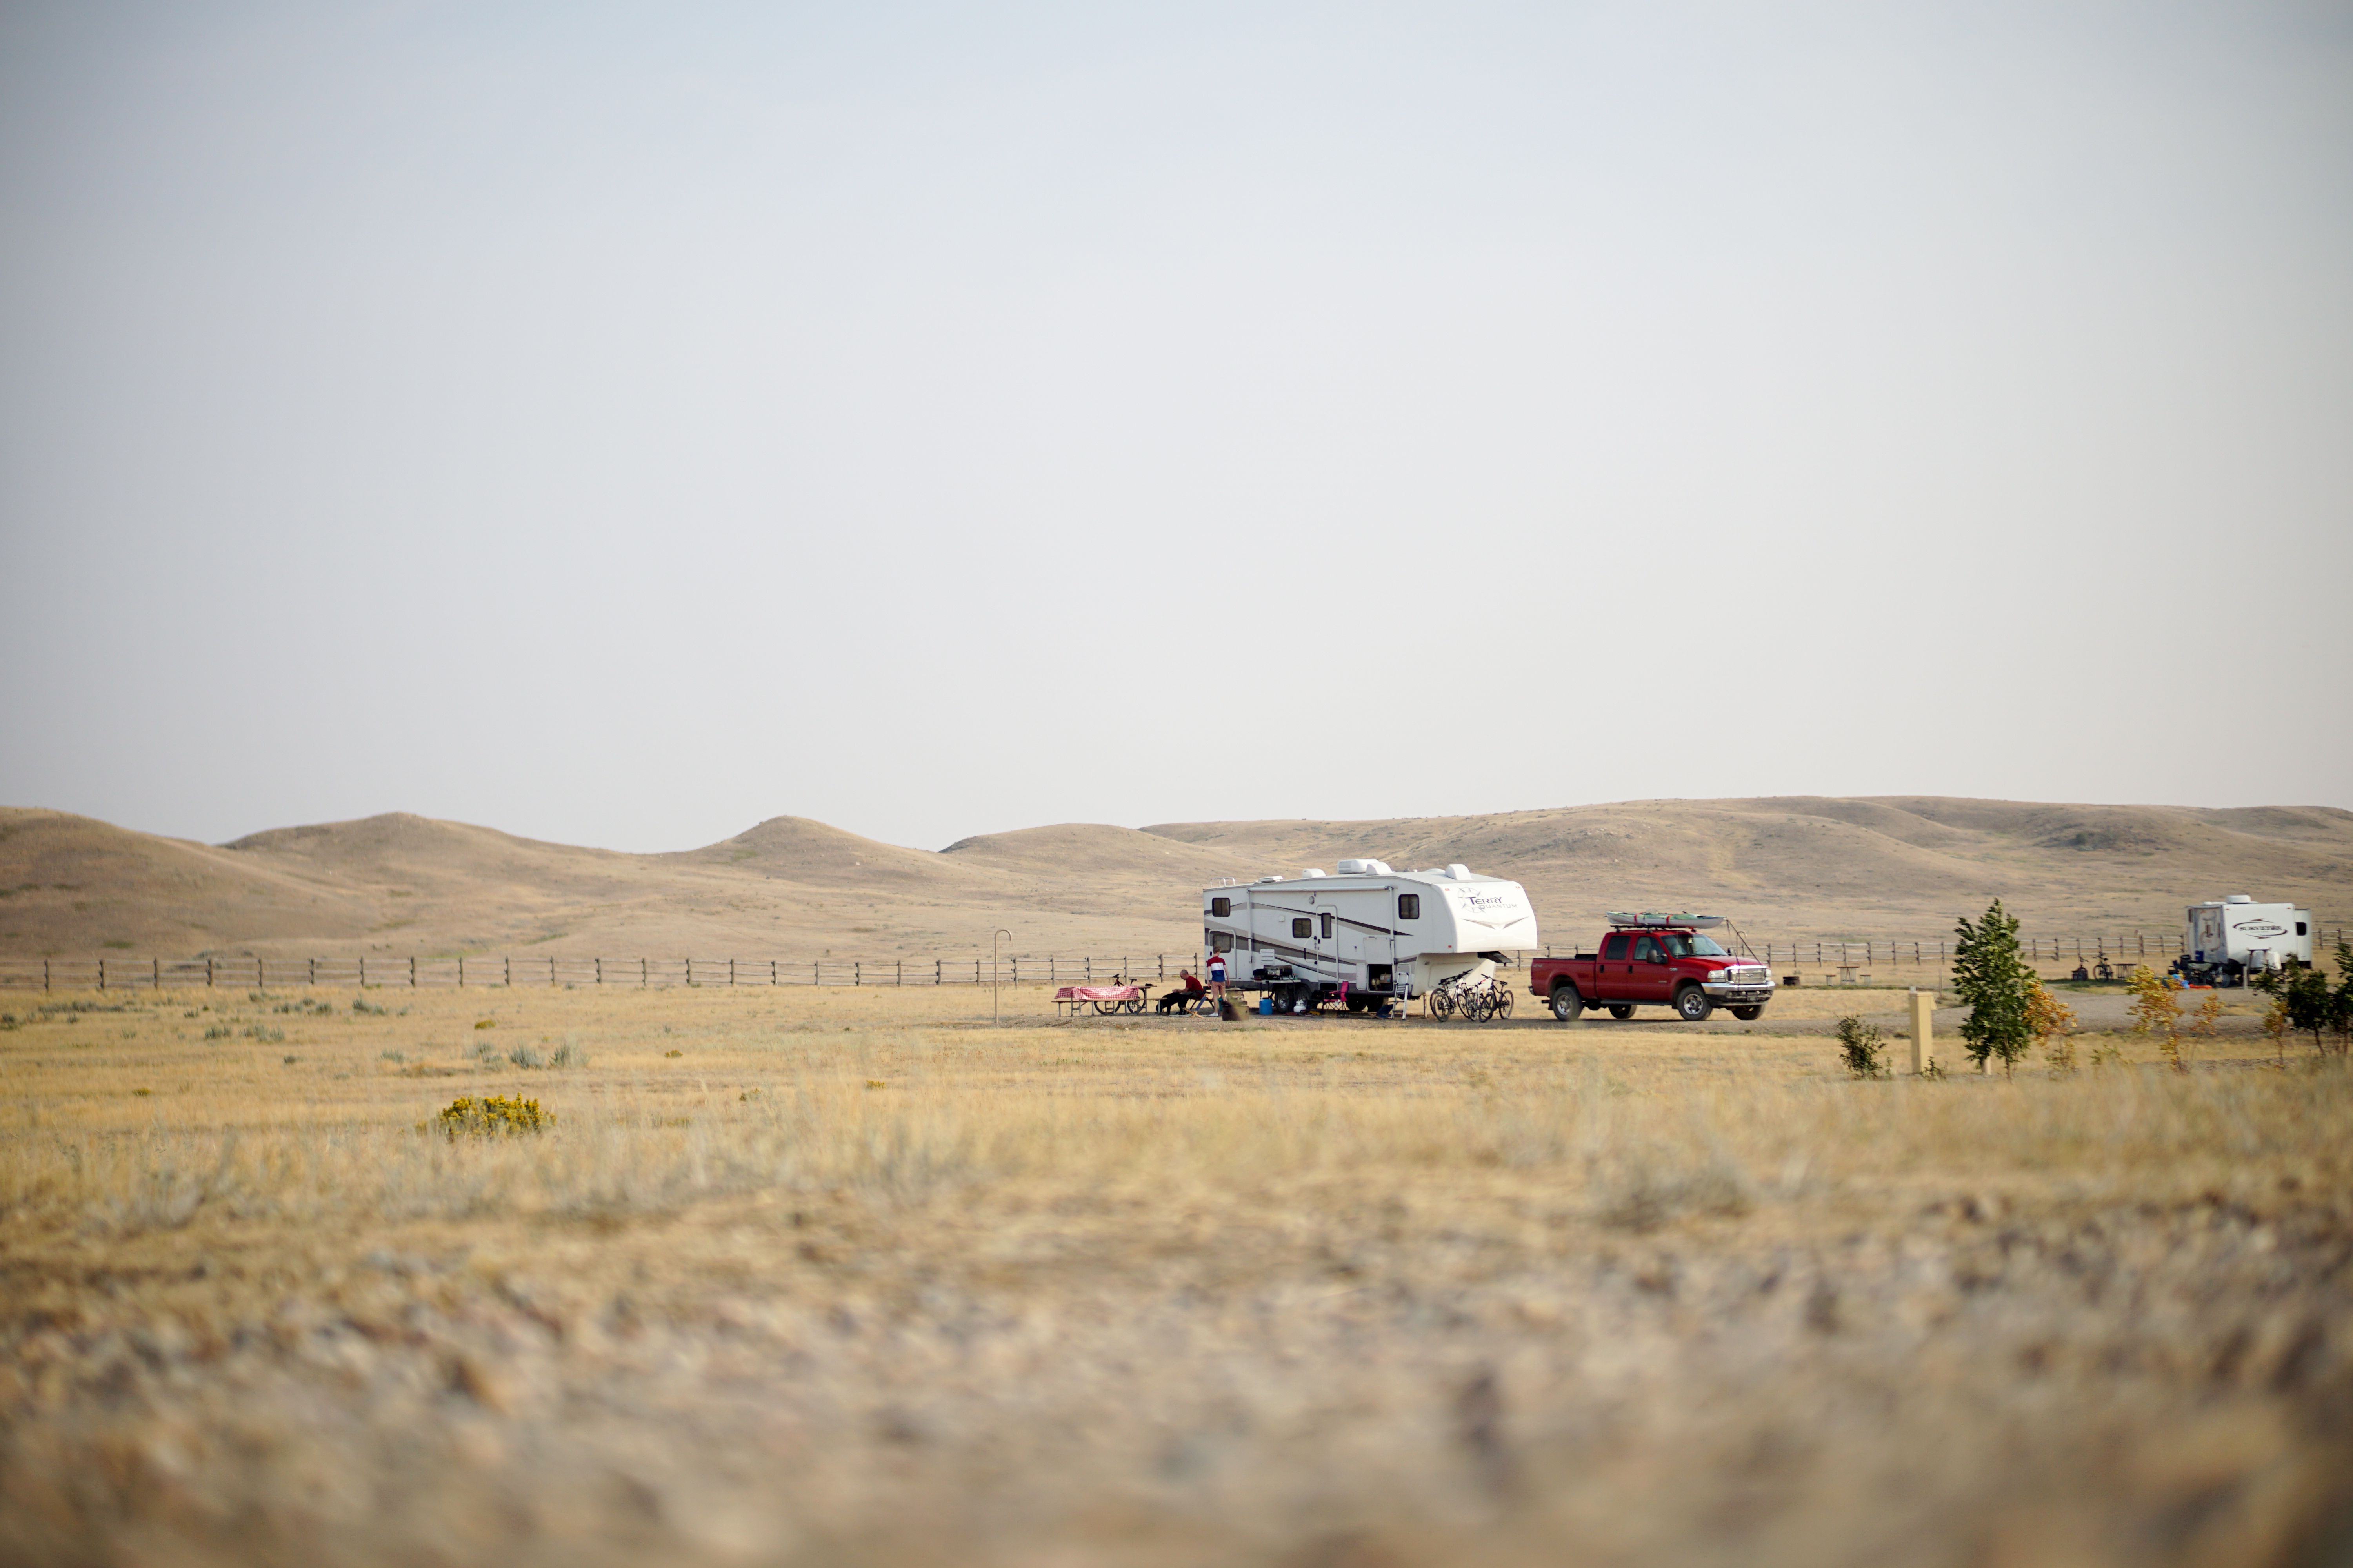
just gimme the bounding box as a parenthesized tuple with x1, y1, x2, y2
(1660, 933, 1727, 958)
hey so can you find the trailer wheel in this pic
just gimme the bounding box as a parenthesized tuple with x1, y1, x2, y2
(1731, 1005, 1762, 1021)
(1549, 984, 1584, 1022)
(1607, 1004, 1634, 1019)
(1673, 986, 1713, 1022)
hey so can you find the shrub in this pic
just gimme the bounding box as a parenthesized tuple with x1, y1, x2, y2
(549, 1041, 587, 1069)
(379, 1049, 405, 1063)
(474, 1019, 495, 1030)
(2026, 979, 2078, 1075)
(1834, 1016, 1887, 1079)
(2127, 965, 2185, 1072)
(244, 1024, 285, 1043)
(507, 1045, 546, 1070)
(353, 996, 387, 1016)
(433, 1095, 553, 1136)
(469, 1040, 502, 1063)
(203, 1024, 231, 1041)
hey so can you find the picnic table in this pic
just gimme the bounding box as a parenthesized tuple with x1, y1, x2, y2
(1054, 984, 1149, 1017)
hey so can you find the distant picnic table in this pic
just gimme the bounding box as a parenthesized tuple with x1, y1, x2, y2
(1054, 984, 1148, 1017)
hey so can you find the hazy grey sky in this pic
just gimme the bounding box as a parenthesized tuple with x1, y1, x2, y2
(3, 2, 2348, 853)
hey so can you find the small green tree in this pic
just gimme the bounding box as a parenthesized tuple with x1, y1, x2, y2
(2254, 950, 2351, 1058)
(1953, 900, 2035, 1077)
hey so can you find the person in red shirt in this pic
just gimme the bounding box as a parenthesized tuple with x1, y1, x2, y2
(1160, 968, 1207, 1014)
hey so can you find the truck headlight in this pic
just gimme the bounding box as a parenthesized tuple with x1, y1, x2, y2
(1706, 968, 1729, 983)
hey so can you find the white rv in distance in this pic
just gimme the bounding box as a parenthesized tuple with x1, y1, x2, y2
(2177, 895, 2314, 985)
(1202, 861, 1540, 1012)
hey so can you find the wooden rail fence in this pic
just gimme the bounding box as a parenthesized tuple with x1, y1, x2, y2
(0, 953, 1199, 992)
(2, 927, 2338, 992)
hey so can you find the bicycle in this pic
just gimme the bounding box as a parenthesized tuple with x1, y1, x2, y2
(1433, 972, 1515, 1022)
(1427, 979, 1459, 1019)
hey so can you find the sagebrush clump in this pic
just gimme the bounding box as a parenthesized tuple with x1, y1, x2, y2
(1835, 1015, 1887, 1079)
(433, 1094, 552, 1136)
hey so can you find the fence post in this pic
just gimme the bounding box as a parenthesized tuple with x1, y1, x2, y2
(772, 959, 778, 985)
(44, 958, 50, 992)
(897, 960, 903, 985)
(98, 958, 105, 992)
(854, 962, 860, 986)
(935, 959, 941, 984)
(686, 958, 693, 986)
(358, 956, 364, 987)
(409, 956, 416, 987)
(641, 958, 648, 987)
(458, 956, 465, 987)
(154, 957, 161, 989)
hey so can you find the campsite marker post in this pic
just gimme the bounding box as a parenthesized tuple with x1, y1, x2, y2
(993, 929, 1011, 1027)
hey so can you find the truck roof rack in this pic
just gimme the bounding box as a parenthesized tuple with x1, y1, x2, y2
(1605, 912, 1725, 929)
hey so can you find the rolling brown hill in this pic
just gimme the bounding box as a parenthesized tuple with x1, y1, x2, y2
(0, 796, 2345, 959)
(1144, 797, 2353, 947)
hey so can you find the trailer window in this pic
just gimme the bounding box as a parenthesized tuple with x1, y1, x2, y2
(1601, 933, 1630, 961)
(2297, 921, 2308, 936)
(1211, 897, 1231, 918)
(1397, 894, 1420, 921)
(1211, 932, 1233, 953)
(1320, 913, 1334, 939)
(1292, 918, 1313, 939)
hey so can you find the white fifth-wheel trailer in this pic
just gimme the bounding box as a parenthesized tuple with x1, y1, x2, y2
(1202, 860, 1540, 1012)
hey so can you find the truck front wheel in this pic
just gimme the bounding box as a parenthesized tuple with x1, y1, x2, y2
(1674, 986, 1714, 1022)
(1549, 983, 1584, 1022)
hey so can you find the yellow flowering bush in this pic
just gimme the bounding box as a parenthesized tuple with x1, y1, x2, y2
(433, 1095, 553, 1137)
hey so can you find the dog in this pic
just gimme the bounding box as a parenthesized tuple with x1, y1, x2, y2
(1157, 987, 1203, 1015)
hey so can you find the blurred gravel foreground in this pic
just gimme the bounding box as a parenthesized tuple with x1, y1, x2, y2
(2, 983, 2349, 1567)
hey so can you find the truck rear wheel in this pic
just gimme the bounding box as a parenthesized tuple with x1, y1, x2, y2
(1674, 986, 1713, 1022)
(1549, 984, 1583, 1022)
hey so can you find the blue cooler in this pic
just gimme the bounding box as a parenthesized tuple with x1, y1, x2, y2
(1258, 996, 1274, 1016)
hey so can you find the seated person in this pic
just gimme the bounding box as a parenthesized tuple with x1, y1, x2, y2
(1157, 969, 1206, 1013)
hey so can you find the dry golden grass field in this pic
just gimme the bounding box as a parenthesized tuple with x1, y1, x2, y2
(4, 978, 2350, 1568)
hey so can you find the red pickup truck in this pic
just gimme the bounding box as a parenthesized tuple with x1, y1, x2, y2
(1530, 914, 1775, 1023)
